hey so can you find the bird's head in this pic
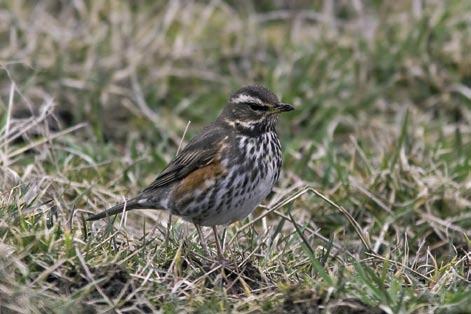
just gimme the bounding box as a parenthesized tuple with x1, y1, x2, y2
(220, 85, 294, 133)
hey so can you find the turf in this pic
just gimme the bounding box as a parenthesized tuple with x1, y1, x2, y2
(0, 1, 470, 313)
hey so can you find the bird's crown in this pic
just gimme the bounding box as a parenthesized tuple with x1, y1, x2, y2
(229, 85, 293, 113)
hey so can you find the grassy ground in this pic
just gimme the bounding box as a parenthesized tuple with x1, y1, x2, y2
(1, 1, 470, 313)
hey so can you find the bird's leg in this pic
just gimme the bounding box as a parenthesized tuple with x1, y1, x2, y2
(212, 226, 224, 260)
(221, 226, 227, 254)
(165, 214, 173, 246)
(195, 224, 210, 256)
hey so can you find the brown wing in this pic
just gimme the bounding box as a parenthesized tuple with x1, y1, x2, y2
(142, 124, 226, 193)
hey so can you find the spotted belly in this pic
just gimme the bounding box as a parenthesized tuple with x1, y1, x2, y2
(177, 162, 275, 226)
(168, 132, 281, 226)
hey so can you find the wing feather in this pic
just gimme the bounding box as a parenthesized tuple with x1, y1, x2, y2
(142, 124, 225, 193)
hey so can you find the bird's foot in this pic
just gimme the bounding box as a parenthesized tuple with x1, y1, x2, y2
(211, 255, 235, 270)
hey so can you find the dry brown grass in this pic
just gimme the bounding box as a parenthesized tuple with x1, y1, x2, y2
(1, 1, 470, 313)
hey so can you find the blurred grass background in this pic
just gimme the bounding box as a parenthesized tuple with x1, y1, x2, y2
(1, 0, 470, 313)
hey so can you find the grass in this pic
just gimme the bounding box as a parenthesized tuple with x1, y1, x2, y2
(1, 0, 470, 313)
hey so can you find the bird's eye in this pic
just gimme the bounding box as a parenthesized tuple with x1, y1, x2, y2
(248, 103, 268, 111)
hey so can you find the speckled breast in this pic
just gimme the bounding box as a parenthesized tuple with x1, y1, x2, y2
(172, 131, 282, 226)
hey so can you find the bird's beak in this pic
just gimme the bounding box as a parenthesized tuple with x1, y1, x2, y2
(273, 102, 294, 113)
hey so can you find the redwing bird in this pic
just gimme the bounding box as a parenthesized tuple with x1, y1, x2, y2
(87, 85, 294, 258)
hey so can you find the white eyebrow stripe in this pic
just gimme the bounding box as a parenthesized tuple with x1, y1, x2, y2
(232, 94, 263, 105)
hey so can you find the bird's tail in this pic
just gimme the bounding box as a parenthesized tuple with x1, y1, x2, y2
(86, 197, 148, 221)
